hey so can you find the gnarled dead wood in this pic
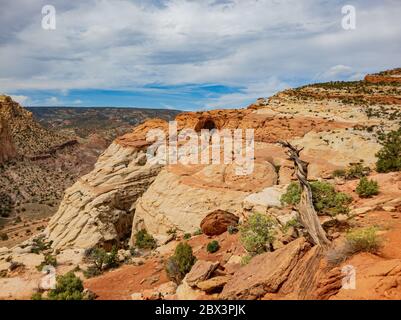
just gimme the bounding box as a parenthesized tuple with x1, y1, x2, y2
(279, 141, 330, 248)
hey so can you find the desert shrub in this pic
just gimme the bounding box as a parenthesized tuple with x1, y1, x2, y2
(83, 246, 119, 278)
(31, 235, 52, 254)
(104, 246, 119, 268)
(31, 292, 43, 300)
(281, 181, 352, 216)
(192, 228, 203, 236)
(0, 232, 8, 241)
(332, 169, 346, 178)
(356, 177, 379, 198)
(241, 255, 252, 265)
(345, 227, 381, 254)
(165, 258, 182, 284)
(280, 182, 302, 205)
(36, 254, 57, 271)
(183, 233, 191, 240)
(165, 242, 196, 284)
(47, 272, 84, 300)
(83, 265, 102, 278)
(376, 128, 401, 173)
(345, 163, 370, 179)
(135, 229, 157, 249)
(206, 240, 220, 253)
(328, 226, 382, 265)
(240, 213, 275, 255)
(227, 225, 239, 234)
(282, 218, 301, 233)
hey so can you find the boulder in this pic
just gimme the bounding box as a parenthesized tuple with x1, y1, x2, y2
(200, 210, 239, 236)
(176, 279, 204, 300)
(220, 238, 310, 300)
(242, 185, 287, 213)
(197, 276, 230, 293)
(185, 260, 220, 287)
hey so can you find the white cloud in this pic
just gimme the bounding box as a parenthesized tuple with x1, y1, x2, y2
(9, 95, 29, 105)
(205, 77, 290, 109)
(46, 96, 60, 105)
(0, 0, 400, 108)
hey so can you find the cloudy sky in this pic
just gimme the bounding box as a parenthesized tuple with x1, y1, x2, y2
(1, 0, 400, 110)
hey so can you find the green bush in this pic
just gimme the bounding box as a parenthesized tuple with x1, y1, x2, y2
(239, 213, 275, 254)
(206, 240, 220, 253)
(227, 225, 238, 234)
(280, 182, 302, 205)
(30, 235, 52, 254)
(345, 163, 370, 179)
(36, 254, 57, 271)
(356, 177, 379, 198)
(83, 246, 119, 278)
(345, 227, 381, 254)
(165, 242, 196, 284)
(104, 246, 119, 268)
(376, 128, 401, 173)
(240, 255, 252, 265)
(281, 181, 352, 216)
(192, 228, 203, 236)
(332, 169, 346, 178)
(83, 265, 102, 278)
(135, 229, 157, 249)
(183, 233, 191, 240)
(47, 272, 84, 300)
(31, 292, 43, 300)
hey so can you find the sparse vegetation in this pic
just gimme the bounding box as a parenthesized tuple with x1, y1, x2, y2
(227, 225, 239, 234)
(165, 242, 196, 284)
(240, 255, 252, 265)
(193, 228, 203, 236)
(345, 163, 370, 180)
(47, 272, 84, 300)
(376, 128, 401, 173)
(83, 246, 119, 278)
(134, 229, 157, 249)
(356, 177, 379, 198)
(345, 227, 381, 254)
(281, 181, 352, 215)
(240, 213, 276, 255)
(183, 233, 191, 240)
(36, 254, 57, 271)
(206, 240, 220, 253)
(30, 235, 53, 254)
(327, 227, 381, 265)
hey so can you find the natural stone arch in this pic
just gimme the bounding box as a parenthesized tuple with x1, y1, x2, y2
(194, 117, 218, 132)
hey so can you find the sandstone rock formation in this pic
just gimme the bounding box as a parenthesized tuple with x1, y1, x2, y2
(131, 160, 278, 243)
(45, 142, 163, 249)
(200, 210, 239, 236)
(185, 260, 220, 287)
(220, 238, 310, 299)
(0, 117, 16, 163)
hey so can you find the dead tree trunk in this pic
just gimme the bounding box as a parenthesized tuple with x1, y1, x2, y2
(279, 141, 330, 248)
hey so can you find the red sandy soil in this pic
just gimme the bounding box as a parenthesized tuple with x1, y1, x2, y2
(84, 233, 243, 300)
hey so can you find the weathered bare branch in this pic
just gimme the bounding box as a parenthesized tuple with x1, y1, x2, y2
(279, 141, 330, 248)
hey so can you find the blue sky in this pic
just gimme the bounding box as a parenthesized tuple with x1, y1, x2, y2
(1, 0, 400, 110)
